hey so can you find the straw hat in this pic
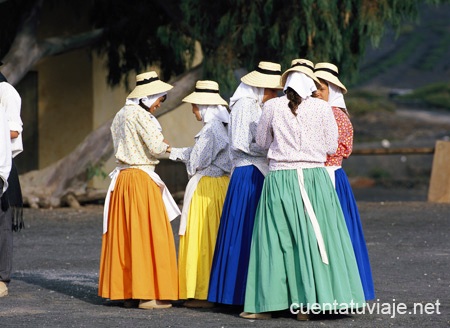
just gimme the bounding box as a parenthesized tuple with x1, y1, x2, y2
(241, 61, 283, 89)
(127, 71, 173, 99)
(182, 80, 228, 106)
(281, 59, 320, 86)
(314, 62, 347, 94)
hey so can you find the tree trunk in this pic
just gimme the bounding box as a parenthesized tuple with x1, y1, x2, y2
(20, 66, 203, 208)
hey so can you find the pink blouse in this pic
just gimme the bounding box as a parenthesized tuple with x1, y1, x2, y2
(325, 106, 353, 166)
(256, 96, 338, 170)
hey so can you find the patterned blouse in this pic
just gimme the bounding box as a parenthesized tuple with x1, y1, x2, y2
(256, 95, 338, 170)
(111, 104, 168, 165)
(229, 98, 268, 168)
(170, 119, 231, 178)
(325, 107, 353, 167)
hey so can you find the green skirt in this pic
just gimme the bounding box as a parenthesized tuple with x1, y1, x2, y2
(244, 168, 365, 313)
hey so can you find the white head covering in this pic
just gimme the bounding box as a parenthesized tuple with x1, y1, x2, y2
(283, 72, 317, 100)
(125, 92, 167, 131)
(229, 82, 264, 108)
(198, 105, 229, 124)
(327, 82, 347, 109)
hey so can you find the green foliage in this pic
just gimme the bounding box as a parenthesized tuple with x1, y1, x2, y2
(398, 82, 450, 110)
(87, 163, 108, 181)
(2, 0, 449, 94)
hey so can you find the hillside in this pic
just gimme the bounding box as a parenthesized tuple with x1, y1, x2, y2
(356, 2, 450, 90)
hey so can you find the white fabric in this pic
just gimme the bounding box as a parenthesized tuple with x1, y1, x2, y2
(103, 165, 181, 234)
(283, 72, 317, 100)
(199, 104, 229, 124)
(125, 92, 167, 131)
(296, 169, 329, 265)
(178, 173, 203, 235)
(229, 82, 264, 108)
(0, 81, 23, 157)
(328, 82, 347, 109)
(0, 104, 11, 194)
(325, 166, 341, 188)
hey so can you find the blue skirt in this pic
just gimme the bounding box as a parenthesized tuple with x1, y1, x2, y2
(335, 168, 375, 300)
(208, 165, 265, 305)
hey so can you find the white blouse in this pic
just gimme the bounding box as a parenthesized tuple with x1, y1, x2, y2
(170, 119, 231, 178)
(229, 98, 268, 169)
(111, 104, 168, 165)
(257, 95, 338, 170)
(0, 104, 11, 193)
(0, 82, 23, 158)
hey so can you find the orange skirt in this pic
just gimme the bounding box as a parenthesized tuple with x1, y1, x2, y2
(98, 168, 178, 300)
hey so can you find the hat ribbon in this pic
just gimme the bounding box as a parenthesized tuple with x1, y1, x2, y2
(314, 67, 339, 77)
(136, 76, 159, 86)
(292, 62, 314, 71)
(256, 67, 282, 75)
(194, 88, 219, 93)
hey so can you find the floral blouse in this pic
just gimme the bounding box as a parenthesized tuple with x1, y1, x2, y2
(325, 106, 353, 167)
(256, 95, 338, 170)
(229, 98, 267, 168)
(111, 104, 168, 165)
(170, 119, 231, 178)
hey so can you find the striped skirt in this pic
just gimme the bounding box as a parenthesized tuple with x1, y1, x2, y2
(98, 168, 178, 301)
(208, 165, 264, 305)
(178, 175, 229, 300)
(244, 168, 365, 313)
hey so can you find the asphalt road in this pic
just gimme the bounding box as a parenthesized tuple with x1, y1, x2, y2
(0, 187, 449, 327)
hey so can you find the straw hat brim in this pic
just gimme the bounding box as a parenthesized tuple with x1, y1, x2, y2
(241, 71, 283, 89)
(315, 71, 347, 94)
(127, 80, 173, 99)
(182, 92, 228, 106)
(281, 67, 320, 87)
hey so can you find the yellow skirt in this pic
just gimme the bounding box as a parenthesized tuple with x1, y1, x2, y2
(178, 175, 229, 300)
(98, 168, 178, 301)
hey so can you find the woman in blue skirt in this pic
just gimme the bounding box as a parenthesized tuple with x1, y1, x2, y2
(241, 59, 366, 321)
(314, 62, 375, 301)
(207, 62, 282, 305)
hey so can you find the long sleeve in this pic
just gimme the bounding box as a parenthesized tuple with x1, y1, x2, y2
(323, 106, 339, 155)
(0, 105, 12, 195)
(171, 125, 215, 178)
(134, 114, 168, 156)
(256, 101, 274, 150)
(230, 99, 266, 156)
(0, 82, 23, 157)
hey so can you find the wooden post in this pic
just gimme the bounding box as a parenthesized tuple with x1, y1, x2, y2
(428, 140, 450, 203)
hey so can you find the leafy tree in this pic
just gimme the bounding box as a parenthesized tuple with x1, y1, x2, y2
(1, 0, 448, 207)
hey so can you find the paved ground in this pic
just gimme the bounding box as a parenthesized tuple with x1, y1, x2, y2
(0, 187, 449, 327)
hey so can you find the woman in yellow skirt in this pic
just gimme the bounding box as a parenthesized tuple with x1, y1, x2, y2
(98, 71, 181, 309)
(169, 80, 231, 308)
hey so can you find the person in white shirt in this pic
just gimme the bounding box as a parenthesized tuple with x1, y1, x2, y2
(0, 66, 17, 298)
(169, 80, 230, 308)
(241, 59, 365, 321)
(208, 61, 282, 306)
(98, 71, 180, 310)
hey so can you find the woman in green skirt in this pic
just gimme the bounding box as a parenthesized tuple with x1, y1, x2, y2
(240, 59, 366, 321)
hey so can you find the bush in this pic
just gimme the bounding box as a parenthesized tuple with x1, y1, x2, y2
(346, 90, 396, 116)
(399, 82, 450, 110)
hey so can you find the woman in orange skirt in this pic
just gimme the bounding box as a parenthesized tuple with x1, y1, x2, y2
(98, 71, 181, 309)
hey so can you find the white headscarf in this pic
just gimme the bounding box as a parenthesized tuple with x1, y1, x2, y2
(283, 72, 317, 100)
(125, 92, 167, 131)
(198, 105, 229, 124)
(229, 82, 264, 108)
(327, 82, 347, 109)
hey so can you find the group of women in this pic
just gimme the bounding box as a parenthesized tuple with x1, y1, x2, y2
(97, 58, 375, 321)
